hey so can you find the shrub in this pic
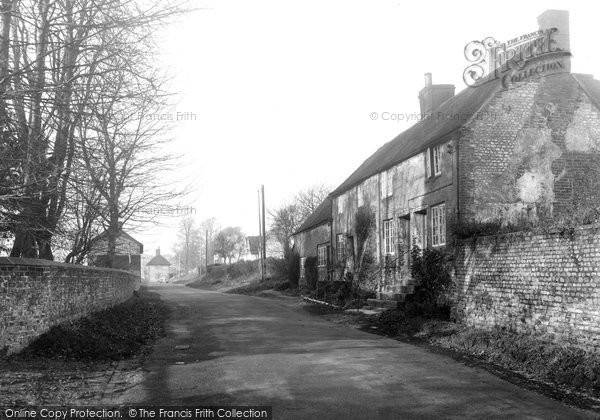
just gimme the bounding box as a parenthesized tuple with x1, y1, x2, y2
(288, 251, 300, 288)
(305, 256, 318, 290)
(266, 257, 287, 280)
(353, 206, 377, 296)
(226, 260, 258, 278)
(410, 245, 452, 317)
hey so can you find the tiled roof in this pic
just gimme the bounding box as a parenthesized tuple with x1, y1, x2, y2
(147, 254, 171, 266)
(330, 77, 504, 196)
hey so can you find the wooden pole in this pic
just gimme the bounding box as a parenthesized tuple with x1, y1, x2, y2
(205, 229, 209, 275)
(258, 189, 264, 281)
(261, 184, 267, 278)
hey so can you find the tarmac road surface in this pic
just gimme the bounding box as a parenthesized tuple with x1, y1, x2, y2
(110, 285, 596, 419)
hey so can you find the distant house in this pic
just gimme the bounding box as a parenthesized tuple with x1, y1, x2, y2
(146, 248, 171, 282)
(88, 231, 143, 276)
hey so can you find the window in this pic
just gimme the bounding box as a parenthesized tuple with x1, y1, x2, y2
(381, 169, 393, 198)
(383, 219, 395, 255)
(357, 184, 364, 207)
(426, 145, 443, 177)
(337, 196, 345, 214)
(317, 245, 327, 267)
(300, 257, 306, 279)
(431, 204, 446, 246)
(336, 233, 346, 262)
(432, 145, 442, 176)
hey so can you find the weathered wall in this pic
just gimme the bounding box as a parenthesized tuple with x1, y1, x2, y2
(294, 223, 331, 259)
(0, 257, 140, 355)
(459, 73, 600, 224)
(294, 223, 331, 285)
(454, 225, 600, 352)
(331, 140, 456, 292)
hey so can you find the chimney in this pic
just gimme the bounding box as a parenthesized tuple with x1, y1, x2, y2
(156, 247, 160, 256)
(537, 9, 571, 72)
(418, 73, 455, 115)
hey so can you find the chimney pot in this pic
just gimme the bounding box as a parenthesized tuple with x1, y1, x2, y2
(424, 72, 432, 87)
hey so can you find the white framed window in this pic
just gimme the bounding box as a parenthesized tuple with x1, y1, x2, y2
(381, 169, 393, 198)
(336, 233, 346, 262)
(317, 245, 327, 267)
(432, 145, 442, 176)
(300, 257, 306, 279)
(431, 204, 446, 247)
(426, 145, 443, 177)
(383, 219, 395, 255)
(337, 196, 345, 214)
(357, 184, 364, 207)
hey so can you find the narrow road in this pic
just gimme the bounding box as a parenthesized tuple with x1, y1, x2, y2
(112, 285, 594, 419)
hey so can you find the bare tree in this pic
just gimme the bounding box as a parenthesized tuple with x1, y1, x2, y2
(269, 184, 332, 259)
(172, 216, 203, 273)
(295, 184, 332, 220)
(1, 0, 187, 260)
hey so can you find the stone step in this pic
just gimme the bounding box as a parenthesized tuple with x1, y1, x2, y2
(366, 298, 401, 310)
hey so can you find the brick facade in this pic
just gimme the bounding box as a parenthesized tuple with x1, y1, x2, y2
(454, 225, 600, 352)
(0, 257, 140, 355)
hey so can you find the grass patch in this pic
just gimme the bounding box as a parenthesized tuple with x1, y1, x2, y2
(373, 310, 600, 396)
(225, 277, 290, 295)
(13, 289, 169, 362)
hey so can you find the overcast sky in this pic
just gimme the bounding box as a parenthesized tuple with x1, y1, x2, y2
(135, 0, 600, 255)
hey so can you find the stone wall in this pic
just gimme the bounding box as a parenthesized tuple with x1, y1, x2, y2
(454, 225, 600, 352)
(458, 73, 600, 225)
(0, 257, 140, 355)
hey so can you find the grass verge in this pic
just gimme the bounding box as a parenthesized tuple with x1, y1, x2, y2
(225, 277, 291, 295)
(13, 289, 169, 362)
(373, 311, 600, 398)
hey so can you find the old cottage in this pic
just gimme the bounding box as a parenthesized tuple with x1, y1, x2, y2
(293, 10, 600, 305)
(88, 231, 143, 276)
(291, 198, 332, 287)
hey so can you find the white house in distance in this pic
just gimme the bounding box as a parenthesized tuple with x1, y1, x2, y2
(146, 248, 171, 282)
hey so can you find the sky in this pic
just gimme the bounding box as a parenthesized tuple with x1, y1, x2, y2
(134, 0, 600, 255)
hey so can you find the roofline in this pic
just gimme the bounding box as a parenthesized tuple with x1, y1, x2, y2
(328, 128, 458, 198)
(572, 73, 600, 113)
(328, 78, 507, 199)
(293, 219, 332, 236)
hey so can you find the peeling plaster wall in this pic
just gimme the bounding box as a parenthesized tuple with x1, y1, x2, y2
(459, 73, 600, 224)
(454, 225, 600, 352)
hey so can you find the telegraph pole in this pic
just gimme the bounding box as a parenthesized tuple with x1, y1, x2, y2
(258, 189, 264, 281)
(205, 229, 209, 275)
(261, 185, 267, 278)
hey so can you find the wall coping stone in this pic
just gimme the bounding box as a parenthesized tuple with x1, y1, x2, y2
(0, 257, 138, 276)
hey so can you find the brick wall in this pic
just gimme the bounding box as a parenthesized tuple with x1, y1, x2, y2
(0, 257, 140, 355)
(454, 225, 600, 352)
